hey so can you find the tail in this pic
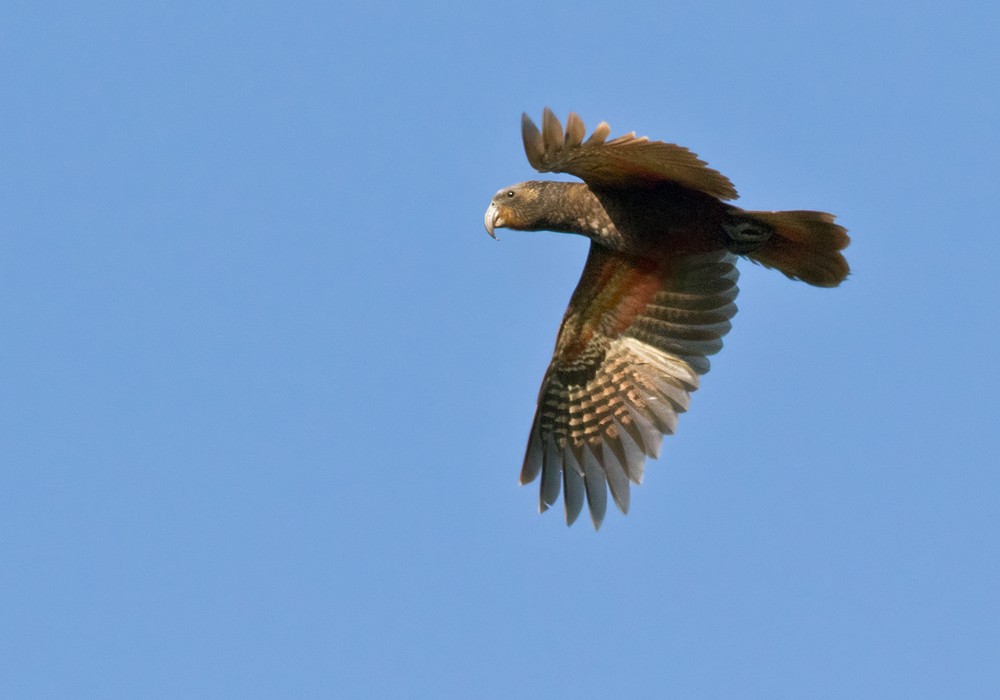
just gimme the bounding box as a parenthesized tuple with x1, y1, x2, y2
(734, 210, 851, 287)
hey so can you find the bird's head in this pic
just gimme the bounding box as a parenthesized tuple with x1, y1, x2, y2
(483, 181, 550, 239)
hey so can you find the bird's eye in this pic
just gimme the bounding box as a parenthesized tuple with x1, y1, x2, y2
(506, 190, 515, 198)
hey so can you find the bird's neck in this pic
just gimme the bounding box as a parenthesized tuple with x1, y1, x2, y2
(532, 182, 622, 246)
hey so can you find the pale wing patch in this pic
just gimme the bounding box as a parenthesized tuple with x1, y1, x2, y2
(522, 337, 697, 528)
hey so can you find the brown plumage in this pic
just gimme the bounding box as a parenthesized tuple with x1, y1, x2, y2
(485, 109, 850, 528)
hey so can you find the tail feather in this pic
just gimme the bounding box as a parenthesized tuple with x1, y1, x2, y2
(740, 210, 850, 287)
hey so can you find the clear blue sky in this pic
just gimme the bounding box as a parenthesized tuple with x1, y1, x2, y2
(2, 1, 999, 697)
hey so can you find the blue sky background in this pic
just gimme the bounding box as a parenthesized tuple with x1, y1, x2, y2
(2, 1, 999, 697)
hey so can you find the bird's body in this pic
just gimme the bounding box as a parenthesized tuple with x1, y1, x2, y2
(486, 109, 850, 528)
(500, 180, 730, 256)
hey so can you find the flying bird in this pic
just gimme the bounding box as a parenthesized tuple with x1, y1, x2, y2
(485, 109, 850, 529)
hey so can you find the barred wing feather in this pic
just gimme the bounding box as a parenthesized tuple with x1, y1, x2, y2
(521, 246, 739, 528)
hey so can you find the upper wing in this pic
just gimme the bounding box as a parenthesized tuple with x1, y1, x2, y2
(521, 244, 739, 528)
(521, 108, 739, 200)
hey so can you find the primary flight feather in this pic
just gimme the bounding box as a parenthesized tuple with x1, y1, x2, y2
(486, 109, 850, 529)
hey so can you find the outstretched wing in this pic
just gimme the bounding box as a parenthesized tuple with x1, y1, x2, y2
(521, 108, 739, 201)
(521, 245, 739, 528)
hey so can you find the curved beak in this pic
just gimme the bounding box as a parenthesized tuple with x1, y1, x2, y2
(484, 203, 502, 239)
